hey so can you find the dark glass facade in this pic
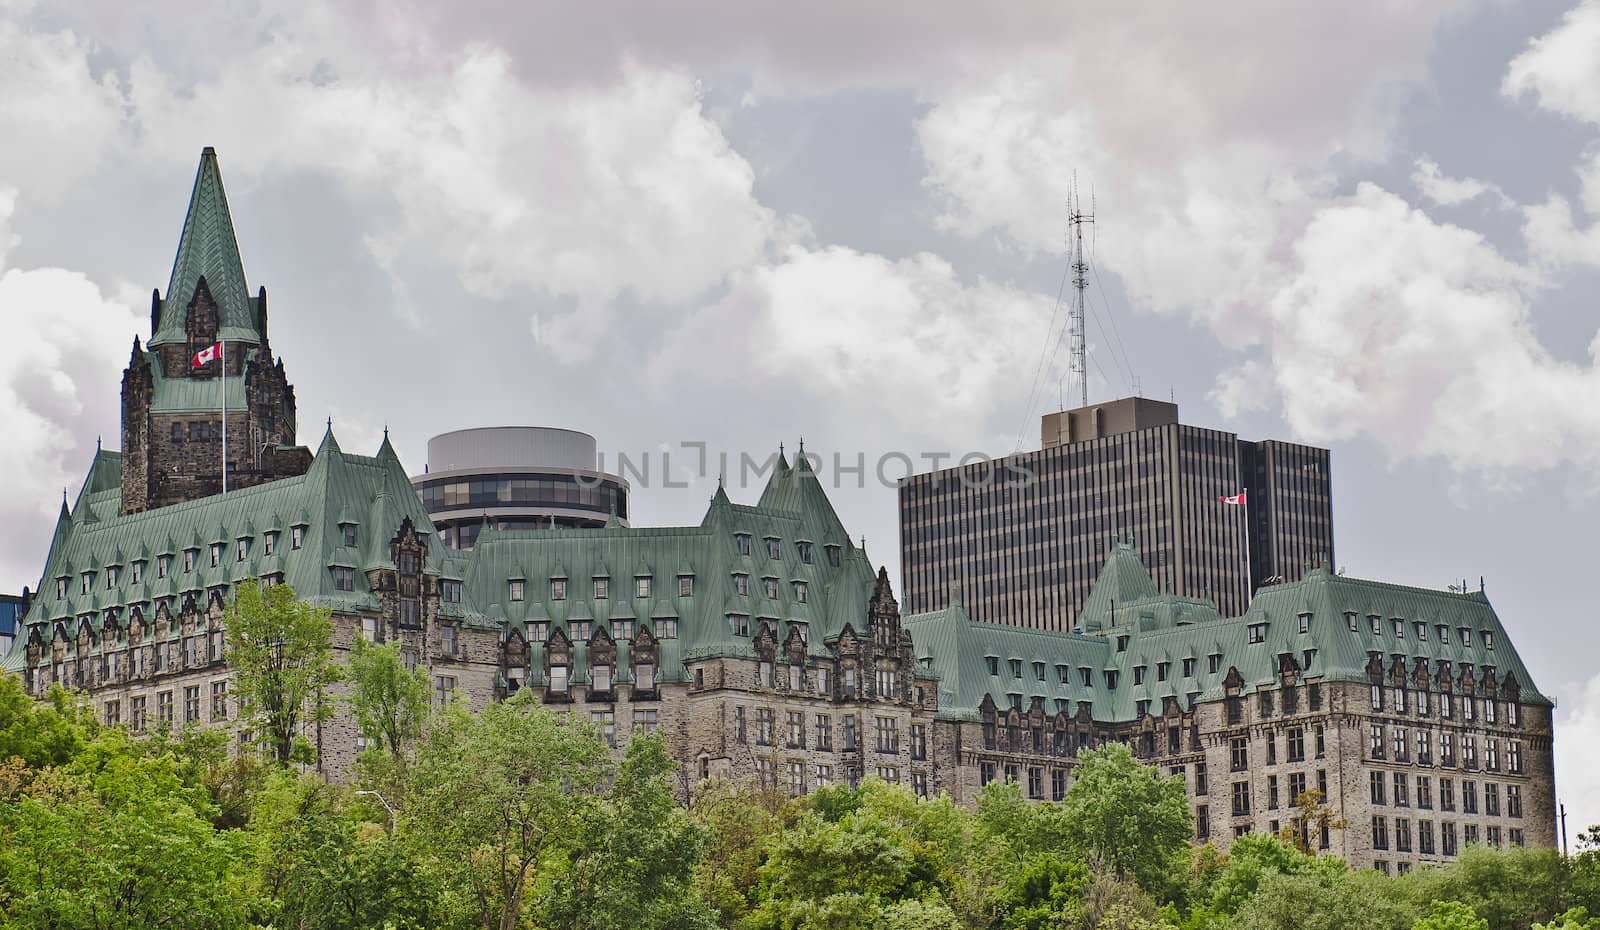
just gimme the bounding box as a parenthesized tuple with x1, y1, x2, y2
(416, 471, 629, 548)
(899, 420, 1332, 631)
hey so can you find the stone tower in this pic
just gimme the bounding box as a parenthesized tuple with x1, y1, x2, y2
(119, 147, 311, 514)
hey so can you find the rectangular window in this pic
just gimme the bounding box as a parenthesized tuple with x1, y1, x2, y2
(591, 710, 616, 747)
(1027, 767, 1044, 799)
(843, 715, 857, 750)
(332, 567, 355, 591)
(157, 690, 174, 726)
(1371, 771, 1386, 805)
(1288, 772, 1307, 806)
(1396, 818, 1412, 853)
(793, 581, 808, 603)
(736, 534, 751, 555)
(1508, 784, 1523, 818)
(211, 681, 228, 719)
(435, 675, 457, 707)
(756, 708, 775, 745)
(1372, 815, 1389, 850)
(787, 761, 806, 797)
(733, 574, 749, 596)
(1394, 773, 1409, 807)
(1268, 774, 1280, 809)
(1463, 780, 1478, 814)
(550, 665, 569, 693)
(1183, 657, 1196, 677)
(131, 695, 147, 733)
(654, 618, 678, 639)
(1443, 822, 1458, 857)
(911, 724, 927, 760)
(766, 538, 781, 559)
(787, 711, 805, 748)
(874, 716, 899, 753)
(1197, 804, 1210, 839)
(594, 577, 609, 599)
(1247, 622, 1267, 644)
(1370, 724, 1386, 759)
(611, 620, 633, 641)
(679, 576, 694, 597)
(440, 625, 457, 656)
(1418, 776, 1432, 809)
(1485, 783, 1501, 817)
(183, 685, 200, 722)
(815, 714, 832, 751)
(592, 664, 612, 693)
(1231, 781, 1251, 817)
(635, 709, 659, 735)
(635, 577, 652, 598)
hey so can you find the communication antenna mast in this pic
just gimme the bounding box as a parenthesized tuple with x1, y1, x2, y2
(1067, 177, 1095, 408)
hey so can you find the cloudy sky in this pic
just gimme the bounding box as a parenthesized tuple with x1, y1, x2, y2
(3, 0, 1599, 834)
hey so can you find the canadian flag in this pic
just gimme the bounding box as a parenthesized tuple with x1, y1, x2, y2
(1218, 491, 1246, 506)
(191, 342, 221, 367)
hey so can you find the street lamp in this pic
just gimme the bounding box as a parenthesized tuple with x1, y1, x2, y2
(355, 789, 397, 833)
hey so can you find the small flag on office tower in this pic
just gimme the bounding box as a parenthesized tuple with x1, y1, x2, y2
(191, 342, 221, 368)
(1218, 491, 1246, 506)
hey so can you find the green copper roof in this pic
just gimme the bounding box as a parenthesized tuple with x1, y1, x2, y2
(908, 541, 1551, 723)
(150, 148, 260, 348)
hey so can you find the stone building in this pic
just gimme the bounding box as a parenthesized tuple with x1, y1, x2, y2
(0, 148, 1557, 870)
(909, 537, 1556, 872)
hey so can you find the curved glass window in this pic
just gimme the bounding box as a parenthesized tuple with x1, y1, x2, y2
(418, 472, 627, 519)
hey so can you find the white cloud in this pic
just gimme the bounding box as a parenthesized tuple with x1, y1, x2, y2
(0, 192, 143, 589)
(1554, 671, 1600, 841)
(0, 18, 126, 202)
(1259, 183, 1600, 476)
(1504, 0, 1600, 125)
(1411, 157, 1509, 208)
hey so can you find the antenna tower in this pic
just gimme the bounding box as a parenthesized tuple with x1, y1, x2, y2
(1067, 178, 1094, 408)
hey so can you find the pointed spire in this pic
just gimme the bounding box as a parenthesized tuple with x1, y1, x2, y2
(375, 427, 398, 463)
(316, 421, 342, 458)
(151, 147, 256, 347)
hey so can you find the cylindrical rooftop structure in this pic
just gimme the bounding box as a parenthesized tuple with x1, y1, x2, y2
(412, 426, 628, 549)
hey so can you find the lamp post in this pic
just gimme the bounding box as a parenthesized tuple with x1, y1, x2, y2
(355, 789, 397, 833)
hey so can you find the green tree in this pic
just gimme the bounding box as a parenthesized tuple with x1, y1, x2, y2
(345, 636, 430, 762)
(0, 675, 95, 769)
(224, 579, 338, 765)
(0, 730, 258, 928)
(1058, 742, 1192, 891)
(1532, 907, 1600, 930)
(1412, 900, 1489, 930)
(688, 778, 784, 926)
(1399, 844, 1569, 930)
(1276, 788, 1345, 856)
(407, 689, 611, 930)
(1204, 834, 1316, 916)
(540, 733, 713, 930)
(1231, 869, 1419, 930)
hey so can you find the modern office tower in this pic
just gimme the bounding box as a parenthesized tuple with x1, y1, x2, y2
(899, 397, 1333, 630)
(411, 427, 630, 549)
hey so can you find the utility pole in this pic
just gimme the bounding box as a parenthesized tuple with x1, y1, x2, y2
(1067, 177, 1094, 409)
(1561, 802, 1569, 856)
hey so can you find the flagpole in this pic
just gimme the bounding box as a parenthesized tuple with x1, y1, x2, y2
(221, 337, 227, 496)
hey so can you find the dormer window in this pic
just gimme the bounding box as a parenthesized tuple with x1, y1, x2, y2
(1298, 612, 1311, 634)
(131, 561, 145, 585)
(55, 577, 67, 599)
(80, 572, 93, 594)
(678, 575, 694, 597)
(594, 577, 609, 599)
(1346, 611, 1358, 632)
(1208, 653, 1223, 674)
(733, 573, 749, 596)
(1436, 624, 1448, 642)
(1105, 670, 1119, 690)
(765, 537, 781, 559)
(1116, 635, 1129, 652)
(611, 619, 633, 641)
(985, 655, 999, 676)
(654, 618, 678, 639)
(1414, 622, 1427, 641)
(1008, 658, 1022, 678)
(209, 543, 222, 567)
(264, 532, 277, 556)
(551, 579, 567, 601)
(1369, 615, 1382, 636)
(1056, 664, 1070, 683)
(441, 581, 463, 603)
(1079, 667, 1092, 687)
(735, 534, 751, 556)
(157, 555, 170, 578)
(729, 613, 750, 636)
(291, 526, 305, 550)
(106, 566, 119, 588)
(763, 577, 778, 599)
(798, 542, 813, 564)
(635, 576, 653, 598)
(793, 581, 808, 603)
(509, 580, 525, 602)
(529, 621, 548, 641)
(1133, 665, 1146, 685)
(236, 539, 249, 562)
(1392, 619, 1404, 638)
(1481, 631, 1494, 650)
(332, 567, 355, 592)
(1248, 622, 1268, 644)
(826, 545, 841, 567)
(341, 524, 357, 547)
(1459, 627, 1471, 646)
(398, 552, 418, 576)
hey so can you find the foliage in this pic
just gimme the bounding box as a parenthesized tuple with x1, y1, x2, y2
(345, 635, 430, 762)
(223, 579, 338, 765)
(1532, 907, 1600, 930)
(0, 675, 96, 770)
(1413, 899, 1490, 930)
(1397, 844, 1570, 930)
(407, 688, 611, 930)
(1276, 788, 1346, 856)
(1058, 742, 1192, 891)
(1229, 868, 1420, 930)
